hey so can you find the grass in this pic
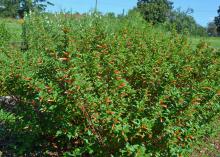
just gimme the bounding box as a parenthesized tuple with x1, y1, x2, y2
(191, 36, 220, 49)
(207, 37, 220, 48)
(0, 18, 22, 42)
(191, 117, 220, 157)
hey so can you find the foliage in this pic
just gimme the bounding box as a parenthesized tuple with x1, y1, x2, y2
(214, 6, 220, 34)
(0, 109, 16, 145)
(0, 23, 11, 51)
(165, 8, 207, 36)
(18, 0, 54, 18)
(195, 25, 207, 37)
(190, 116, 220, 156)
(137, 0, 173, 24)
(135, 2, 206, 36)
(0, 0, 53, 18)
(207, 22, 218, 37)
(0, 0, 19, 18)
(0, 12, 220, 156)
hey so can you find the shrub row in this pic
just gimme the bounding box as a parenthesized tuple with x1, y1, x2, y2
(0, 12, 219, 156)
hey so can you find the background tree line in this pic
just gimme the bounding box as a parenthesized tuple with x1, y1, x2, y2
(136, 0, 220, 36)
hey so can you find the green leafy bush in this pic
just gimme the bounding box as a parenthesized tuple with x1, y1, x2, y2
(0, 12, 219, 156)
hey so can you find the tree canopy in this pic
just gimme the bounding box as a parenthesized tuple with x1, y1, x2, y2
(214, 6, 220, 34)
(137, 0, 173, 24)
(0, 0, 19, 18)
(0, 0, 53, 18)
(167, 8, 206, 36)
(207, 22, 218, 36)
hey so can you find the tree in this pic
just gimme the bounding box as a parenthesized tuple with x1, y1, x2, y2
(166, 8, 207, 36)
(214, 6, 220, 34)
(0, 0, 53, 18)
(196, 25, 207, 37)
(207, 22, 218, 36)
(168, 9, 195, 33)
(106, 12, 116, 18)
(137, 0, 173, 24)
(18, 0, 54, 18)
(0, 0, 20, 18)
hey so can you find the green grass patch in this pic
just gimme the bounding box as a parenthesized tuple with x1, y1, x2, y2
(191, 37, 220, 49)
(191, 116, 220, 157)
(0, 18, 22, 42)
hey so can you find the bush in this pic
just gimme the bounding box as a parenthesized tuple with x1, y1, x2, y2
(0, 12, 219, 156)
